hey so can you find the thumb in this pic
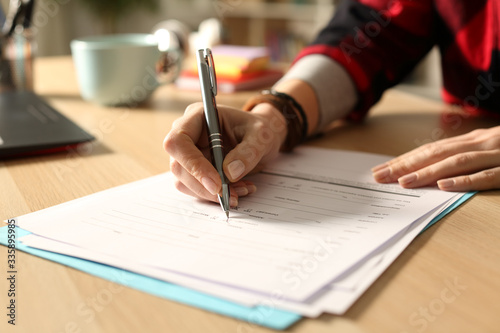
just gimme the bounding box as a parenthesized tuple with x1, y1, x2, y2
(224, 139, 266, 183)
(224, 124, 283, 182)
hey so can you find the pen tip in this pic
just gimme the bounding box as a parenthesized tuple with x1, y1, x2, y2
(225, 211, 229, 222)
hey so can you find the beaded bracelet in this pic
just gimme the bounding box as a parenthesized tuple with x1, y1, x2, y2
(242, 90, 308, 152)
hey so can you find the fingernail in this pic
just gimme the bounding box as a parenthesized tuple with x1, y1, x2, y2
(438, 178, 455, 190)
(227, 160, 245, 180)
(398, 173, 417, 186)
(201, 177, 218, 195)
(230, 196, 238, 207)
(373, 167, 391, 182)
(233, 186, 249, 196)
(247, 184, 257, 194)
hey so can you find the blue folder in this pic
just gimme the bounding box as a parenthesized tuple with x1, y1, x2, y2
(0, 192, 474, 329)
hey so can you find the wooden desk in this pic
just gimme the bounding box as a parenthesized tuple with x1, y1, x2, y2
(1, 57, 499, 333)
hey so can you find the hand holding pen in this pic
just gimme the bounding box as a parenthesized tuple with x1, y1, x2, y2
(164, 53, 287, 211)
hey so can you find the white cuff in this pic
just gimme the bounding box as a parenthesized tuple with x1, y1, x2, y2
(274, 54, 358, 131)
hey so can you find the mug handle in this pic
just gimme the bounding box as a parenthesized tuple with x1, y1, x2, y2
(155, 47, 182, 86)
(153, 22, 189, 86)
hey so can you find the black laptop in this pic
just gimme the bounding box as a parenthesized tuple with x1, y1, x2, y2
(0, 91, 94, 158)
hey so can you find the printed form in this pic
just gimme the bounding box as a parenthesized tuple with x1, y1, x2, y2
(15, 147, 465, 315)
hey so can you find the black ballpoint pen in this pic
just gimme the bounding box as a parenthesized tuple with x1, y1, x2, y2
(196, 48, 230, 220)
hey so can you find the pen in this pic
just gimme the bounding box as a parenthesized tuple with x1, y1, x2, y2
(196, 48, 230, 220)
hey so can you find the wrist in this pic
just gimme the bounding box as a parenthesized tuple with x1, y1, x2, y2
(242, 90, 307, 152)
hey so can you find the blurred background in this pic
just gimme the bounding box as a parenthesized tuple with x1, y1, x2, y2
(1, 0, 442, 99)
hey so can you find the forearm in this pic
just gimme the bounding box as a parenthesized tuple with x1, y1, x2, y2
(272, 54, 358, 134)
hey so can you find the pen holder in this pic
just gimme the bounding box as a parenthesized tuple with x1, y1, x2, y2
(0, 28, 35, 92)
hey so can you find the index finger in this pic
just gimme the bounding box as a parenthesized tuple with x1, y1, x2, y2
(164, 103, 222, 195)
(372, 139, 479, 183)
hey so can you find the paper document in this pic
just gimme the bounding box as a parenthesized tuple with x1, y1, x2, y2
(14, 147, 467, 318)
(18, 197, 458, 318)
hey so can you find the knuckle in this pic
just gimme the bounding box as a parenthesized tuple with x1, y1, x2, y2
(184, 156, 207, 180)
(481, 136, 500, 150)
(173, 179, 184, 192)
(418, 167, 435, 179)
(169, 117, 182, 130)
(239, 144, 259, 163)
(422, 142, 445, 159)
(185, 102, 204, 115)
(452, 153, 474, 167)
(170, 153, 206, 184)
(471, 128, 488, 136)
(163, 131, 179, 154)
(480, 169, 498, 183)
(193, 188, 205, 198)
(469, 127, 500, 147)
(170, 159, 182, 176)
(395, 159, 415, 175)
(193, 186, 208, 199)
(467, 128, 487, 141)
(173, 174, 208, 200)
(251, 119, 268, 135)
(491, 138, 500, 149)
(460, 175, 474, 187)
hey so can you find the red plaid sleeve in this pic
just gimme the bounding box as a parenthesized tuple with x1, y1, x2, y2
(295, 0, 436, 121)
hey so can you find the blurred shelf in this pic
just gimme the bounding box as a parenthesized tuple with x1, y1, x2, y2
(223, 1, 334, 21)
(222, 0, 335, 61)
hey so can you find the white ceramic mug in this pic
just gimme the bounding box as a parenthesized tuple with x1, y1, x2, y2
(71, 33, 180, 106)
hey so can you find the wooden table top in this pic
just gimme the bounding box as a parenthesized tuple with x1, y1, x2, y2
(1, 56, 499, 333)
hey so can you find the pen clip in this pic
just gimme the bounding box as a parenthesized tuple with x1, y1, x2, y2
(204, 48, 217, 96)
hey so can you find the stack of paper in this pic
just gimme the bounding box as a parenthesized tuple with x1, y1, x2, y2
(176, 45, 283, 93)
(5, 147, 469, 327)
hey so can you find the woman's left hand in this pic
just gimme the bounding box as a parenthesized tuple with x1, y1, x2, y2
(372, 126, 500, 191)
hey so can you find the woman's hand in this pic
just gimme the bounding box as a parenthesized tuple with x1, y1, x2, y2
(372, 126, 500, 191)
(164, 102, 287, 205)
